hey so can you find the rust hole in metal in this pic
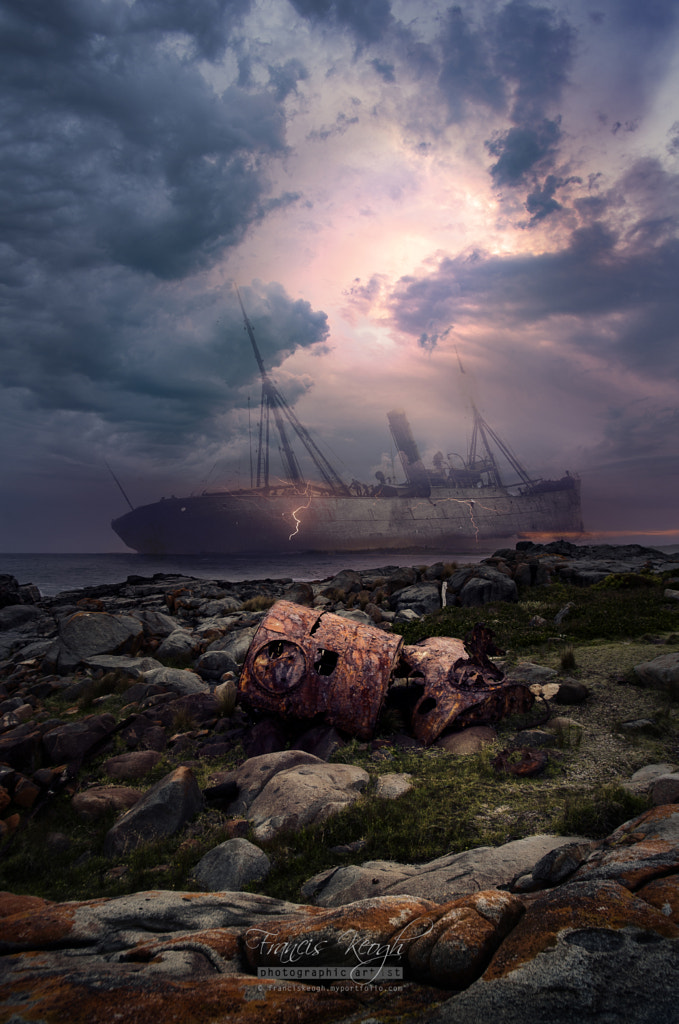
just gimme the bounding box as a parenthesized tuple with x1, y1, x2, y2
(252, 639, 306, 693)
(417, 697, 437, 715)
(309, 614, 324, 635)
(313, 648, 338, 676)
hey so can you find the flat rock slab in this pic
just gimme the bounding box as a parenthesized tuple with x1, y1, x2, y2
(302, 834, 587, 907)
(506, 662, 557, 684)
(2, 803, 679, 1024)
(60, 611, 143, 658)
(85, 654, 163, 676)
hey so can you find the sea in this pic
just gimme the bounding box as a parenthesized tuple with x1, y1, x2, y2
(4, 538, 678, 598)
(0, 549, 494, 598)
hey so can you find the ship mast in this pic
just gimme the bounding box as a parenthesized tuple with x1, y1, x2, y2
(236, 289, 350, 495)
(467, 403, 534, 488)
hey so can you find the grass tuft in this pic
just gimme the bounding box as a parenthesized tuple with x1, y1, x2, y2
(560, 646, 577, 672)
(555, 785, 651, 837)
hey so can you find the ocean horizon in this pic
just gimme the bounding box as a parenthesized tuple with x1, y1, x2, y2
(0, 549, 491, 597)
(3, 535, 678, 597)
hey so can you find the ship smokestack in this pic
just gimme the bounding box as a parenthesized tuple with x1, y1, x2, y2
(387, 410, 431, 496)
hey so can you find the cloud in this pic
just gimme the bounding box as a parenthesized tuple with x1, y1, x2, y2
(492, 0, 575, 122)
(0, 0, 289, 282)
(486, 119, 562, 187)
(370, 57, 395, 82)
(267, 58, 309, 100)
(288, 0, 393, 44)
(129, 0, 252, 62)
(0, 273, 329, 464)
(2, 0, 679, 549)
(436, 5, 505, 121)
(388, 168, 679, 381)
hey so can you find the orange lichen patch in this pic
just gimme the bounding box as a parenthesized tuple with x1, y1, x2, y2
(0, 969, 378, 1024)
(0, 892, 53, 919)
(0, 902, 78, 950)
(483, 880, 679, 981)
(636, 875, 679, 924)
(241, 896, 439, 972)
(407, 906, 495, 987)
(570, 838, 679, 889)
(405, 891, 524, 987)
(605, 805, 679, 847)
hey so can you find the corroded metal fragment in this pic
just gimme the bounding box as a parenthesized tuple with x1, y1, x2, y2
(492, 748, 550, 777)
(239, 600, 403, 740)
(402, 636, 534, 745)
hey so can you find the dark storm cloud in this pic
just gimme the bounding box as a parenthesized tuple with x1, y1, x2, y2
(0, 273, 329, 456)
(370, 58, 396, 82)
(482, 2, 575, 218)
(129, 0, 251, 61)
(355, 2, 577, 220)
(525, 174, 564, 221)
(288, 0, 393, 44)
(267, 59, 309, 101)
(0, 0, 288, 281)
(486, 119, 562, 187)
(668, 122, 679, 155)
(434, 3, 574, 124)
(613, 0, 678, 35)
(436, 5, 505, 120)
(0, 1, 331, 463)
(492, 1, 575, 121)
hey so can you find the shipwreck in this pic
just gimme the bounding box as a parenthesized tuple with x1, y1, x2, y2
(111, 294, 583, 555)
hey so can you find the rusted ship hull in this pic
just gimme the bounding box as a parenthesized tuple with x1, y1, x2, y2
(111, 476, 582, 555)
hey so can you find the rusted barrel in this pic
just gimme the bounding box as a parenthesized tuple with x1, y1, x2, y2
(239, 600, 403, 740)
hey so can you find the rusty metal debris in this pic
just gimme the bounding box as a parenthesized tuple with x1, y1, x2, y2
(239, 600, 403, 740)
(240, 601, 533, 744)
(492, 748, 549, 777)
(401, 636, 534, 745)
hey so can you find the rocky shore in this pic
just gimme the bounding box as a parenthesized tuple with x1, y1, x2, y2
(1, 540, 679, 1022)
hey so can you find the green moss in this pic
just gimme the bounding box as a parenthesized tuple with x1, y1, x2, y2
(394, 579, 679, 651)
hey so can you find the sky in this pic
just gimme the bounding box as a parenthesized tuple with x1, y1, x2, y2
(1, 0, 678, 552)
